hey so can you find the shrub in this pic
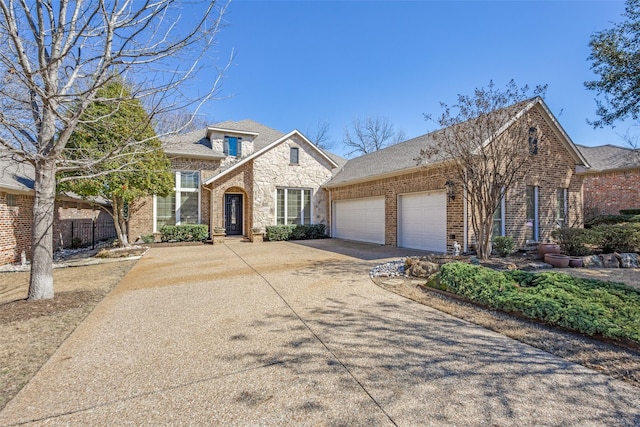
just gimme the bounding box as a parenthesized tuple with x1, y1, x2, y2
(141, 234, 154, 244)
(492, 236, 515, 257)
(439, 262, 640, 343)
(551, 228, 594, 256)
(585, 214, 640, 228)
(620, 209, 640, 215)
(265, 224, 327, 241)
(160, 224, 208, 242)
(592, 223, 640, 253)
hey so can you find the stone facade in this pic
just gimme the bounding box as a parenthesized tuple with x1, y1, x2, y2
(251, 135, 334, 228)
(128, 129, 337, 240)
(582, 168, 640, 217)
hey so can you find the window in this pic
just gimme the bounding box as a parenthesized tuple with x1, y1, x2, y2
(492, 197, 505, 239)
(6, 193, 16, 207)
(290, 147, 299, 164)
(155, 171, 200, 231)
(276, 188, 311, 225)
(556, 188, 568, 228)
(528, 127, 538, 155)
(224, 136, 242, 157)
(525, 185, 539, 241)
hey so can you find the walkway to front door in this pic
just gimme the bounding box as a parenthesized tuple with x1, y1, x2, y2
(224, 194, 243, 235)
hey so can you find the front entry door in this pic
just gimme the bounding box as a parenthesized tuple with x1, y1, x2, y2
(224, 194, 243, 235)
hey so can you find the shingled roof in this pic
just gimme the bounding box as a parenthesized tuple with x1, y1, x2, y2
(326, 97, 587, 187)
(577, 144, 640, 172)
(0, 154, 34, 193)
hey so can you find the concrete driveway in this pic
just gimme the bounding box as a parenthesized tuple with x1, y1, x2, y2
(1, 239, 639, 426)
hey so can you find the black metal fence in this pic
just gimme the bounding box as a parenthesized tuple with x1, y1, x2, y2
(68, 220, 117, 249)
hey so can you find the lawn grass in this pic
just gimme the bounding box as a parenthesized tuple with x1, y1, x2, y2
(437, 263, 640, 344)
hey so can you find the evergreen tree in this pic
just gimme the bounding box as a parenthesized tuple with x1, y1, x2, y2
(60, 79, 173, 247)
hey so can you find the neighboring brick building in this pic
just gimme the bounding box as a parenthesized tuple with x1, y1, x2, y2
(577, 144, 640, 218)
(324, 97, 588, 253)
(0, 156, 115, 266)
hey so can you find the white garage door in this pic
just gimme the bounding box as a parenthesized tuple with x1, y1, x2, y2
(398, 191, 447, 252)
(333, 197, 385, 244)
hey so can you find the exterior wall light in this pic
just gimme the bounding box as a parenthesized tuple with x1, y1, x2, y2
(445, 180, 457, 201)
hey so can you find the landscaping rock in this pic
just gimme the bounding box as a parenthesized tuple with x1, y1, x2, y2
(618, 253, 640, 269)
(582, 255, 604, 268)
(600, 253, 620, 268)
(405, 257, 440, 278)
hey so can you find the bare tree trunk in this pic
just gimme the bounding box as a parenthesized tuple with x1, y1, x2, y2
(111, 197, 130, 248)
(28, 158, 56, 300)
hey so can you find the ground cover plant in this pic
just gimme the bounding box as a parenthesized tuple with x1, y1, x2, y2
(436, 263, 640, 344)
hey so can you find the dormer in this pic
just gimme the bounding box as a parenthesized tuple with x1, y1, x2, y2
(206, 127, 260, 159)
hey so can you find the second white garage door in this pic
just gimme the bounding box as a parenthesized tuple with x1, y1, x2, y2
(333, 197, 385, 244)
(398, 191, 447, 253)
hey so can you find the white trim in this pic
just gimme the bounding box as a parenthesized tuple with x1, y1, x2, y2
(206, 127, 259, 137)
(154, 170, 202, 231)
(534, 186, 539, 241)
(204, 130, 339, 186)
(275, 187, 313, 225)
(153, 194, 157, 233)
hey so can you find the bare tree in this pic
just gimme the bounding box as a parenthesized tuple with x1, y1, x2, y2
(0, 0, 231, 300)
(154, 110, 213, 135)
(417, 80, 547, 260)
(306, 121, 332, 149)
(343, 116, 405, 157)
(621, 128, 640, 164)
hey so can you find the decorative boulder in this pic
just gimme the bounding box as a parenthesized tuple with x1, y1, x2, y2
(582, 255, 604, 268)
(618, 253, 640, 269)
(405, 257, 440, 278)
(600, 253, 620, 268)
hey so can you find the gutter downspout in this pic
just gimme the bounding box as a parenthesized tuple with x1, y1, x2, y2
(328, 189, 333, 237)
(205, 185, 214, 240)
(463, 170, 468, 253)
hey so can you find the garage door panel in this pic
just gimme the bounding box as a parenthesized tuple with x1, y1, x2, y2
(334, 198, 385, 244)
(399, 192, 447, 252)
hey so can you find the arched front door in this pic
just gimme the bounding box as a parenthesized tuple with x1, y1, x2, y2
(224, 194, 243, 235)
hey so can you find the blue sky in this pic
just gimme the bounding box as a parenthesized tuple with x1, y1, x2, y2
(195, 0, 633, 157)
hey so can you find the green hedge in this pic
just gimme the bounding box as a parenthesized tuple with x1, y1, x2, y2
(265, 224, 327, 241)
(437, 262, 640, 343)
(620, 209, 640, 215)
(591, 223, 640, 253)
(160, 224, 209, 242)
(586, 214, 640, 228)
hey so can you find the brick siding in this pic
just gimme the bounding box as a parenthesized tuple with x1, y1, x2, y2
(127, 157, 220, 240)
(0, 192, 33, 265)
(329, 107, 584, 253)
(582, 168, 640, 217)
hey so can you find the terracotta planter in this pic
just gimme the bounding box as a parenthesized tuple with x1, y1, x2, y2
(544, 253, 570, 268)
(569, 257, 583, 268)
(538, 243, 561, 259)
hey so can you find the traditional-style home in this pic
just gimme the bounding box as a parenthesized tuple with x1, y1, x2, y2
(127, 120, 344, 241)
(324, 97, 590, 253)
